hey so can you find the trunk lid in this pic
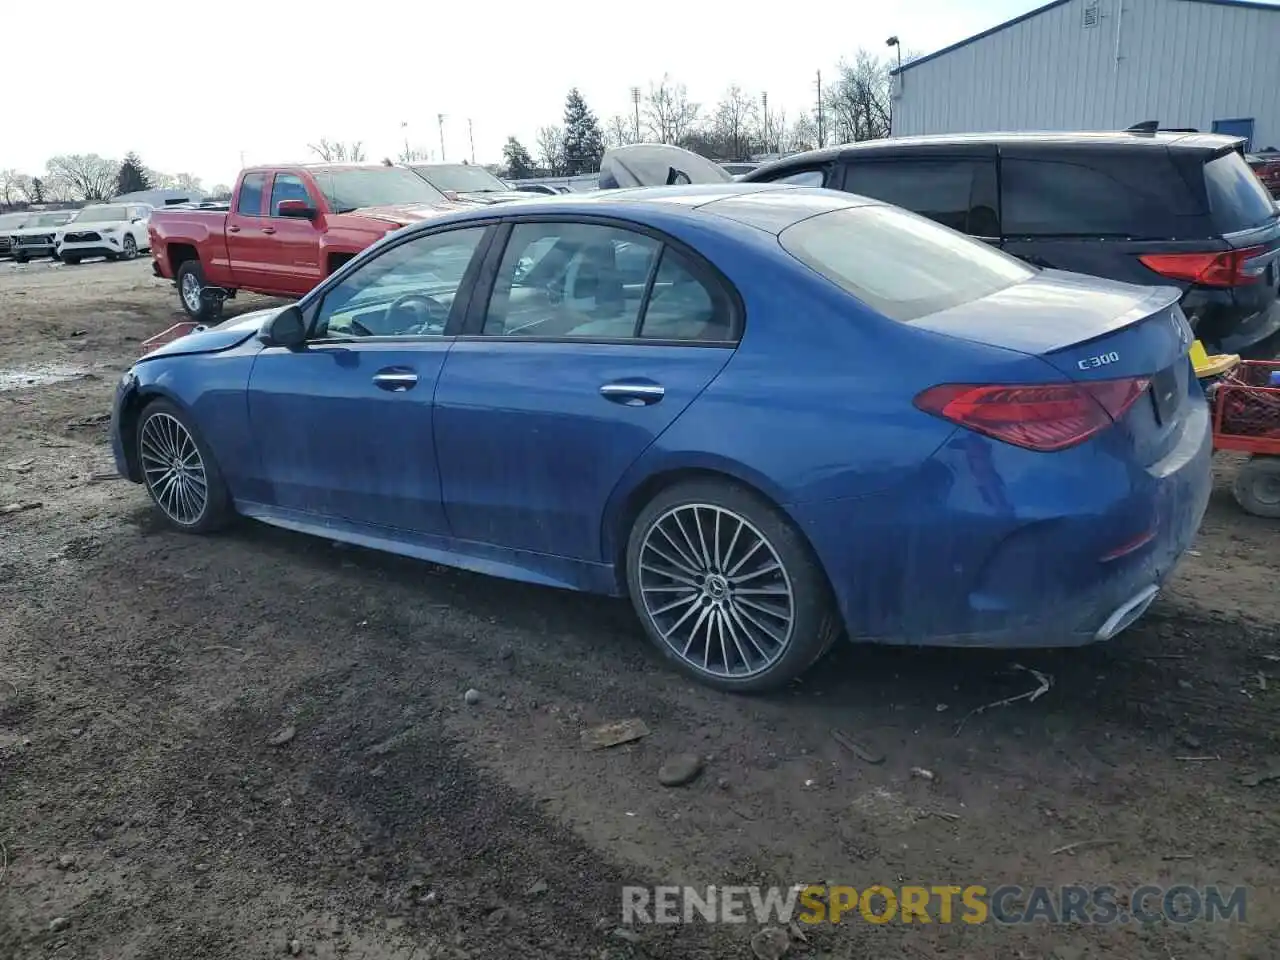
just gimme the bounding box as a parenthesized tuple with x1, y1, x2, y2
(910, 270, 1196, 463)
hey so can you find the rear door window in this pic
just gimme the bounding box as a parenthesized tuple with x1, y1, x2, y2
(778, 204, 1032, 322)
(840, 160, 998, 235)
(1204, 151, 1277, 232)
(1000, 156, 1185, 238)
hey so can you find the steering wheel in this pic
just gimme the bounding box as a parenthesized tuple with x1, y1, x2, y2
(386, 293, 450, 335)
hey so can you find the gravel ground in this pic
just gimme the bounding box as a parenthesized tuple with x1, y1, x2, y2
(1, 257, 1278, 960)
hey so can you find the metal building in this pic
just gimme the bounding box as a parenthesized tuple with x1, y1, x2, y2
(891, 0, 1280, 151)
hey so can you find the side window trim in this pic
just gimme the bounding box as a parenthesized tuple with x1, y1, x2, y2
(456, 214, 744, 345)
(236, 173, 266, 217)
(299, 222, 499, 343)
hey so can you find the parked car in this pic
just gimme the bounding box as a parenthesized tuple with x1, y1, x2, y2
(109, 171, 1211, 692)
(148, 163, 472, 321)
(1246, 153, 1280, 199)
(0, 212, 30, 258)
(9, 210, 76, 262)
(733, 131, 1280, 357)
(407, 163, 534, 204)
(719, 161, 760, 178)
(56, 203, 153, 265)
(513, 183, 569, 196)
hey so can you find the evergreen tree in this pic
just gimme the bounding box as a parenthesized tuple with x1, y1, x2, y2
(116, 152, 151, 195)
(561, 89, 605, 176)
(502, 137, 536, 179)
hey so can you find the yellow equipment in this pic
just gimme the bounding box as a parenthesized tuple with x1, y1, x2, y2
(1190, 339, 1241, 379)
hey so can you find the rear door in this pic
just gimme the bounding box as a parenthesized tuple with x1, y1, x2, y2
(432, 216, 739, 562)
(225, 172, 271, 289)
(834, 144, 1000, 244)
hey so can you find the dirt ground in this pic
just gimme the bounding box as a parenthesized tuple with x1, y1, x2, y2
(0, 257, 1278, 960)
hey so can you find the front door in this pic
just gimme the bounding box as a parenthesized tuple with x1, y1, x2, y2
(263, 172, 325, 295)
(433, 218, 739, 561)
(245, 224, 491, 535)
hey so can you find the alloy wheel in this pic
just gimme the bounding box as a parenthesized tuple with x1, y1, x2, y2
(123, 235, 137, 259)
(181, 272, 202, 313)
(140, 412, 208, 525)
(637, 503, 796, 679)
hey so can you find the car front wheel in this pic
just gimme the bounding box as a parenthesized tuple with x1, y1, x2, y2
(625, 478, 840, 693)
(122, 235, 138, 260)
(136, 399, 233, 533)
(176, 260, 222, 322)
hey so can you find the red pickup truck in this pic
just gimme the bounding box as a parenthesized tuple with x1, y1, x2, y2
(148, 163, 473, 320)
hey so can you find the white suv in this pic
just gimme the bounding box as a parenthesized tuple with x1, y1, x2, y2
(56, 203, 152, 265)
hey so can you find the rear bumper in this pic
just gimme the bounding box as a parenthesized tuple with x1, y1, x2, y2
(791, 402, 1213, 649)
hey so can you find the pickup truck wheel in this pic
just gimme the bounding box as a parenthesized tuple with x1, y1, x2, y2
(177, 261, 222, 321)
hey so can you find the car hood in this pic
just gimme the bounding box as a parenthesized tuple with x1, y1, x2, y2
(450, 190, 533, 205)
(9, 225, 65, 237)
(137, 306, 281, 361)
(345, 200, 475, 227)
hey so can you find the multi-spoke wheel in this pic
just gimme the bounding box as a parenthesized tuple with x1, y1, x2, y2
(626, 479, 840, 692)
(135, 399, 232, 533)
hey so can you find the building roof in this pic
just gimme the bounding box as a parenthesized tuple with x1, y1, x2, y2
(891, 0, 1280, 75)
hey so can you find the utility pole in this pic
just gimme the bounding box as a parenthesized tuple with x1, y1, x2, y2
(886, 36, 902, 137)
(437, 114, 447, 162)
(761, 91, 769, 155)
(401, 121, 410, 161)
(815, 70, 825, 148)
(468, 118, 476, 164)
(630, 86, 642, 142)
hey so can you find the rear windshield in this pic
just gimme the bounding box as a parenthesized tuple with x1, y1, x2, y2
(415, 164, 509, 194)
(778, 205, 1033, 322)
(1204, 151, 1277, 231)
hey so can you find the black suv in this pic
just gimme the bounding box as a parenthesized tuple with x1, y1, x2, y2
(742, 132, 1280, 356)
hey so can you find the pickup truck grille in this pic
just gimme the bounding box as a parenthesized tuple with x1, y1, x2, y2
(64, 231, 101, 243)
(15, 234, 53, 247)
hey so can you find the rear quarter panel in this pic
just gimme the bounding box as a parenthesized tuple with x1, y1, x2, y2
(149, 210, 232, 284)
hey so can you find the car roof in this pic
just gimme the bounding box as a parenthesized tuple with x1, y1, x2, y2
(749, 130, 1243, 175)
(403, 183, 872, 237)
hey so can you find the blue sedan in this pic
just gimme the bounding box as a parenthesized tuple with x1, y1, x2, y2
(109, 183, 1213, 692)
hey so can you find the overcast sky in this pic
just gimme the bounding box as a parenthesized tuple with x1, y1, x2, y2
(5, 0, 1037, 187)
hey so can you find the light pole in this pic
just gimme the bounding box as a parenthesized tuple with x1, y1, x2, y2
(630, 86, 641, 142)
(437, 114, 447, 162)
(885, 36, 902, 138)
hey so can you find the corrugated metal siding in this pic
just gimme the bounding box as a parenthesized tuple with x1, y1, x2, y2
(895, 0, 1280, 148)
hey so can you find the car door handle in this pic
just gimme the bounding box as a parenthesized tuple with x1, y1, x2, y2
(372, 370, 419, 392)
(228, 225, 240, 233)
(600, 381, 665, 406)
(261, 226, 277, 235)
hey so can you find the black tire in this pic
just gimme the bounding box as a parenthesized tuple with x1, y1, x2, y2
(105, 253, 119, 261)
(14, 254, 26, 264)
(135, 398, 234, 534)
(176, 259, 222, 322)
(1233, 456, 1280, 518)
(625, 478, 841, 693)
(121, 234, 138, 260)
(62, 254, 80, 265)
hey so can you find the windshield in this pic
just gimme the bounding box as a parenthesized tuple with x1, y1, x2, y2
(31, 213, 72, 227)
(779, 205, 1033, 322)
(74, 205, 129, 223)
(0, 214, 29, 230)
(413, 164, 509, 194)
(311, 167, 445, 213)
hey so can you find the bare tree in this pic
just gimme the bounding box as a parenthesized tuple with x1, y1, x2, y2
(397, 145, 432, 163)
(535, 125, 565, 175)
(174, 173, 204, 194)
(787, 113, 820, 153)
(644, 75, 700, 145)
(307, 139, 367, 162)
(764, 106, 788, 154)
(45, 154, 119, 201)
(38, 175, 73, 203)
(605, 114, 637, 149)
(0, 169, 24, 208)
(711, 85, 759, 160)
(825, 50, 891, 144)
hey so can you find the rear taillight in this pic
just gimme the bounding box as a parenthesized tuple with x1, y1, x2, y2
(914, 378, 1151, 452)
(1138, 245, 1267, 287)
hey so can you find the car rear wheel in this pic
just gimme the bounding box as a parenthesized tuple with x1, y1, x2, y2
(177, 260, 222, 322)
(1233, 456, 1280, 518)
(625, 478, 840, 693)
(136, 399, 233, 533)
(122, 235, 138, 260)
